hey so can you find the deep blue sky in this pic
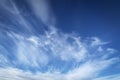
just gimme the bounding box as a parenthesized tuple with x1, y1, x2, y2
(50, 0, 120, 50)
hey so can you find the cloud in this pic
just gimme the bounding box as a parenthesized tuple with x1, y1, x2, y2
(94, 74, 120, 80)
(0, 29, 118, 80)
(0, 58, 118, 80)
(91, 37, 108, 46)
(7, 29, 118, 67)
(28, 0, 55, 26)
(0, 0, 37, 33)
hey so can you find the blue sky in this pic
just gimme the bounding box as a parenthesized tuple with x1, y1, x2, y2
(0, 0, 120, 80)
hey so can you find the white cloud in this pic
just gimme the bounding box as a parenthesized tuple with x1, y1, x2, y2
(0, 45, 9, 66)
(0, 29, 117, 80)
(107, 48, 117, 54)
(28, 0, 55, 26)
(27, 36, 39, 45)
(94, 74, 120, 80)
(0, 54, 8, 65)
(0, 0, 35, 33)
(91, 37, 108, 46)
(0, 58, 118, 80)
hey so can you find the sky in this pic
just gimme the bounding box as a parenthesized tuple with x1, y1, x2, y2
(0, 0, 120, 80)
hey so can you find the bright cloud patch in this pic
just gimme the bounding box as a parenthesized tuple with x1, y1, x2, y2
(0, 28, 119, 80)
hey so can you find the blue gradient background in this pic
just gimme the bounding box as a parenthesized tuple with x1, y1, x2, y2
(0, 0, 120, 80)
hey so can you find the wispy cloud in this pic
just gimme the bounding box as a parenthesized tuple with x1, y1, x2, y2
(0, 58, 119, 80)
(0, 29, 118, 79)
(28, 0, 55, 26)
(94, 74, 120, 80)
